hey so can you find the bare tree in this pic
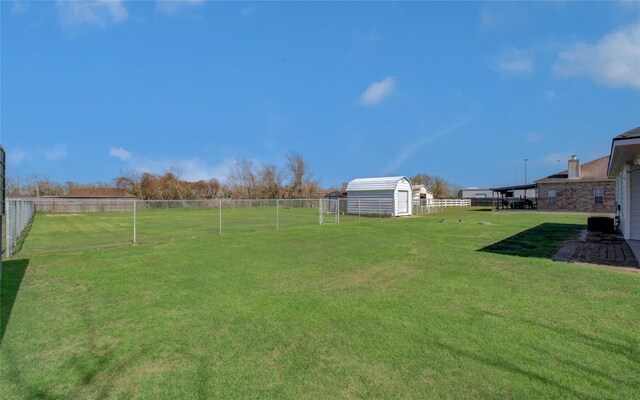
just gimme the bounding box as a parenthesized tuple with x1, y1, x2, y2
(227, 159, 257, 199)
(411, 173, 460, 198)
(257, 164, 282, 199)
(114, 170, 142, 198)
(285, 151, 312, 198)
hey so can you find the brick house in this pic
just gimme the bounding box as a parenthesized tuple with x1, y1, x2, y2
(535, 155, 614, 213)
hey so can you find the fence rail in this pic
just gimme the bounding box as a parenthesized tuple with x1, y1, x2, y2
(431, 199, 471, 207)
(6, 198, 447, 256)
(5, 200, 36, 257)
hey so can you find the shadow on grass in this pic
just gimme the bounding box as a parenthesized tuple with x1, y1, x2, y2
(478, 223, 584, 259)
(470, 208, 494, 212)
(1, 258, 29, 344)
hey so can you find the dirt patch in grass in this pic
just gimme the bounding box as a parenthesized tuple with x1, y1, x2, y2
(45, 213, 81, 217)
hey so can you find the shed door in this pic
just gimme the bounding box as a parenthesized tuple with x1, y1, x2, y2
(398, 190, 409, 214)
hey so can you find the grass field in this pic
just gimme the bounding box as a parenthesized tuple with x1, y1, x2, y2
(19, 206, 327, 255)
(1, 208, 639, 399)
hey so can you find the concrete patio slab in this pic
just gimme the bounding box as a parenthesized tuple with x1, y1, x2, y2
(553, 230, 639, 270)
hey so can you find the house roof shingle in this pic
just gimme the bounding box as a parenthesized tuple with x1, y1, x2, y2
(535, 155, 612, 183)
(613, 127, 640, 141)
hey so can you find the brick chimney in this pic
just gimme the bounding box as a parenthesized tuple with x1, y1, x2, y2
(568, 155, 580, 179)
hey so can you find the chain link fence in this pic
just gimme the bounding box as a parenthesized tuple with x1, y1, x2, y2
(5, 199, 36, 257)
(7, 198, 445, 256)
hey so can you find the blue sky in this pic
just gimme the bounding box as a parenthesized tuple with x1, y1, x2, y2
(2, 1, 639, 189)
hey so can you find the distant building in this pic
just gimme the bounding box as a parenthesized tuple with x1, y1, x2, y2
(458, 188, 494, 199)
(412, 184, 433, 204)
(323, 190, 347, 199)
(535, 155, 614, 213)
(62, 187, 136, 199)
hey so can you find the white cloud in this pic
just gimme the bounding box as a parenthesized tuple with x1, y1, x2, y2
(7, 150, 26, 166)
(156, 0, 203, 15)
(56, 0, 128, 28)
(492, 49, 534, 75)
(554, 23, 640, 90)
(110, 147, 234, 181)
(45, 145, 67, 160)
(131, 156, 235, 182)
(109, 147, 132, 161)
(359, 76, 396, 106)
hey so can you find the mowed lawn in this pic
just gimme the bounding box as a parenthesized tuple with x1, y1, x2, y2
(1, 209, 639, 399)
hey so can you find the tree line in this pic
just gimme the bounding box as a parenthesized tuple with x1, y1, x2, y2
(7, 151, 321, 200)
(7, 151, 461, 200)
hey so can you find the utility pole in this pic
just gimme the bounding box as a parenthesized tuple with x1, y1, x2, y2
(523, 158, 528, 200)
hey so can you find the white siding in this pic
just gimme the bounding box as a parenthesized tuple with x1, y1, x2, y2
(630, 169, 640, 240)
(394, 178, 412, 216)
(617, 170, 626, 237)
(346, 176, 413, 216)
(347, 191, 394, 215)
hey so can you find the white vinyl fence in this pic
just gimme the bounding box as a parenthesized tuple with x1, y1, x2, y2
(431, 199, 471, 207)
(6, 198, 446, 256)
(5, 199, 36, 257)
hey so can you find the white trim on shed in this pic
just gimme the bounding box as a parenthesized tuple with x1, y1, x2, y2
(346, 176, 413, 216)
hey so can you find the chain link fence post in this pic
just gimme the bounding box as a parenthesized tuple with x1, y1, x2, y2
(276, 198, 279, 230)
(133, 200, 137, 244)
(218, 199, 222, 235)
(5, 200, 11, 258)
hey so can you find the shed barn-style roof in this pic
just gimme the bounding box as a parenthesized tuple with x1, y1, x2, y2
(64, 188, 135, 198)
(535, 156, 611, 183)
(412, 184, 433, 194)
(346, 176, 410, 191)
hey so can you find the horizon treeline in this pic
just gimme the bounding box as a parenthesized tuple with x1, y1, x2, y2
(7, 151, 461, 199)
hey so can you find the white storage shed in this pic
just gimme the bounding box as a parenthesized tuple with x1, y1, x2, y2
(412, 184, 434, 205)
(346, 176, 413, 216)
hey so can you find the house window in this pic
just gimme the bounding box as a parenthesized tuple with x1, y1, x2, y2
(594, 188, 604, 205)
(548, 189, 556, 205)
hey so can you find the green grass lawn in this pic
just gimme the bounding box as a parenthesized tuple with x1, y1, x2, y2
(18, 206, 323, 255)
(1, 208, 639, 399)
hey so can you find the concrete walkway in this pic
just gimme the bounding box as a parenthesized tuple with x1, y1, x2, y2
(553, 230, 639, 270)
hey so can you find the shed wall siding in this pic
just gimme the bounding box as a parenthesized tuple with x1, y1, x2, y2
(347, 191, 394, 215)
